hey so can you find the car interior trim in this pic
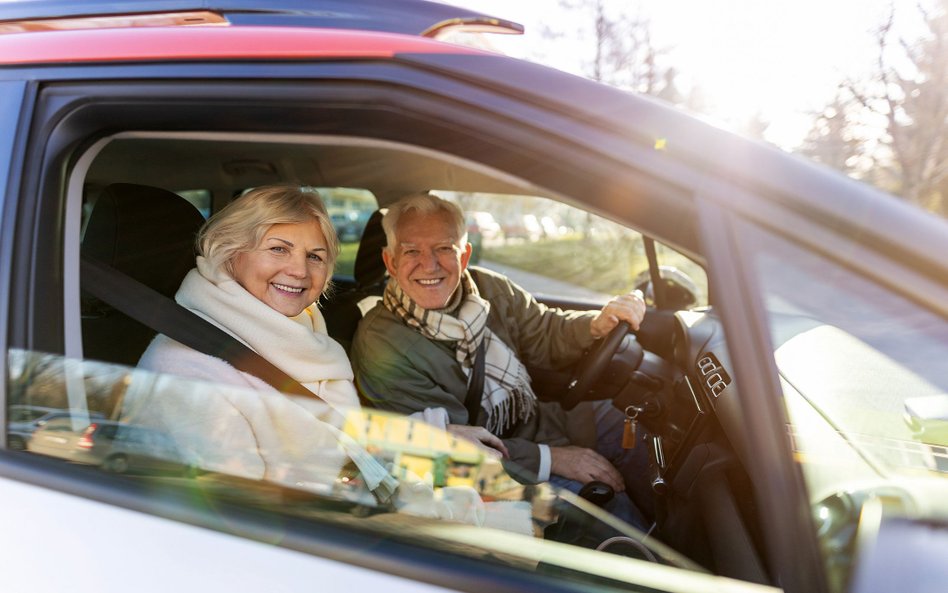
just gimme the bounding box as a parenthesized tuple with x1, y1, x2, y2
(62, 137, 111, 364)
(25, 75, 704, 360)
(694, 196, 829, 593)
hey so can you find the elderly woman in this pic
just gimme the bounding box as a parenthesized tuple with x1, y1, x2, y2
(131, 185, 395, 497)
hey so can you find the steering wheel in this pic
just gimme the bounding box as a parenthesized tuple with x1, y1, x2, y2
(561, 321, 642, 410)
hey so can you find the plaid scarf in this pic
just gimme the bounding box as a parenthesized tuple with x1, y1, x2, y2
(383, 271, 537, 434)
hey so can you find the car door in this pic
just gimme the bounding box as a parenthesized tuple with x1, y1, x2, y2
(0, 31, 776, 593)
(6, 22, 945, 593)
(696, 184, 948, 593)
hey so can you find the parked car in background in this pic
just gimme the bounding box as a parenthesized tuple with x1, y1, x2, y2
(465, 210, 502, 263)
(28, 418, 191, 475)
(6, 406, 104, 451)
(466, 211, 502, 241)
(502, 213, 544, 242)
(331, 210, 372, 243)
(1, 2, 946, 593)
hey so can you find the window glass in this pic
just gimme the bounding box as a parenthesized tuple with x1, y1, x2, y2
(311, 187, 378, 278)
(176, 189, 211, 219)
(436, 191, 707, 307)
(46, 136, 708, 588)
(653, 243, 708, 309)
(6, 348, 698, 585)
(745, 224, 948, 589)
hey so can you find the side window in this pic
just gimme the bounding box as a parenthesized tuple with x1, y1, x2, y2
(653, 242, 708, 309)
(744, 224, 948, 591)
(9, 114, 720, 591)
(312, 187, 378, 279)
(6, 347, 697, 581)
(436, 191, 708, 307)
(175, 189, 212, 219)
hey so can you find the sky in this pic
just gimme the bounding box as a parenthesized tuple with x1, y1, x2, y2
(442, 0, 931, 149)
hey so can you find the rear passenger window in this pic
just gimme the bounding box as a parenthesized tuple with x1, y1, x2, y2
(176, 189, 212, 219)
(311, 187, 378, 279)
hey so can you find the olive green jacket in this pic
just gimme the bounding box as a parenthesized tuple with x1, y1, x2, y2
(351, 266, 599, 483)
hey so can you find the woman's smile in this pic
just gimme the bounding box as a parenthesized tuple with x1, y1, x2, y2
(233, 221, 329, 317)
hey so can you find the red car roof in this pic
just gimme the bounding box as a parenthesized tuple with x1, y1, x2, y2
(0, 26, 485, 65)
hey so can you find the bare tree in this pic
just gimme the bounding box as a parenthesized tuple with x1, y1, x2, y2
(843, 1, 948, 216)
(557, 0, 680, 99)
(543, 0, 689, 242)
(799, 87, 864, 174)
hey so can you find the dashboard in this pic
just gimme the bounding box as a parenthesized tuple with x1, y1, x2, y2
(619, 308, 770, 581)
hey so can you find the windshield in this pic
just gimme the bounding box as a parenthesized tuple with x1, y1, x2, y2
(747, 225, 948, 494)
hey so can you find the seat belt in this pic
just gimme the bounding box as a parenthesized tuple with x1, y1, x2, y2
(79, 254, 318, 401)
(463, 267, 485, 425)
(464, 339, 485, 425)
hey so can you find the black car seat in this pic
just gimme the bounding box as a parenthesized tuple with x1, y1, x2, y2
(81, 183, 206, 367)
(323, 209, 388, 354)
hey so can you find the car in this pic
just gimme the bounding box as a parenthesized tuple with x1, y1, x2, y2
(464, 210, 502, 263)
(6, 406, 106, 451)
(6, 405, 61, 450)
(28, 417, 192, 475)
(1, 2, 947, 593)
(502, 214, 544, 242)
(330, 211, 364, 243)
(466, 211, 502, 241)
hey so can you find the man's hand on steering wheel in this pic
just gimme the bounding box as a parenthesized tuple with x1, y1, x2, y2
(561, 290, 646, 410)
(590, 289, 646, 338)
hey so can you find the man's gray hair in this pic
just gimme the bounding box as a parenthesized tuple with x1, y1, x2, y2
(382, 192, 467, 253)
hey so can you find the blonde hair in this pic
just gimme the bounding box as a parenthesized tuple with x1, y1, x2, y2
(382, 192, 467, 254)
(198, 185, 339, 290)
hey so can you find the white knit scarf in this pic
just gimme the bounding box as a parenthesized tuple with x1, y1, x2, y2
(383, 271, 537, 434)
(177, 256, 397, 499)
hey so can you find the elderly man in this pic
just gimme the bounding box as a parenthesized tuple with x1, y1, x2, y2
(351, 193, 652, 528)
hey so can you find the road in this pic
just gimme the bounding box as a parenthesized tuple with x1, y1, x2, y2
(476, 258, 611, 303)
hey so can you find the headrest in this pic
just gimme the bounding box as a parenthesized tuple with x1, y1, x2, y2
(81, 183, 206, 298)
(352, 209, 388, 288)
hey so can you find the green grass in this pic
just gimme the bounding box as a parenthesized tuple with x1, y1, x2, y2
(482, 235, 650, 295)
(483, 235, 708, 303)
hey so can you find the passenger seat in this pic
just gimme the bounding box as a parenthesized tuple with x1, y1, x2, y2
(80, 183, 206, 367)
(323, 209, 388, 354)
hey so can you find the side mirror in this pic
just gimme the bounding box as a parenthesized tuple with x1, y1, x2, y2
(849, 506, 948, 593)
(633, 265, 699, 311)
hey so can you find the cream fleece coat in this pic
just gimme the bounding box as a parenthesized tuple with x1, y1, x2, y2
(129, 257, 392, 495)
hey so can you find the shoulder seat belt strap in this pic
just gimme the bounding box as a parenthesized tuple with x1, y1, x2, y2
(463, 267, 485, 425)
(79, 254, 317, 400)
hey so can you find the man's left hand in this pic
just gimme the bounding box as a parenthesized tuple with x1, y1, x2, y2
(447, 424, 509, 459)
(590, 290, 646, 338)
